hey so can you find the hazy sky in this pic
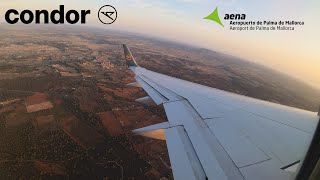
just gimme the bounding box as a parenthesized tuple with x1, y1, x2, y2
(1, 0, 319, 89)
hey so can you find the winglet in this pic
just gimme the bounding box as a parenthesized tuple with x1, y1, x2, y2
(123, 44, 138, 67)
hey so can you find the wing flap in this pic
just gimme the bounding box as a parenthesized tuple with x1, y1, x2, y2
(165, 126, 207, 180)
(139, 75, 183, 102)
(164, 100, 244, 180)
(133, 122, 170, 134)
(135, 96, 154, 105)
(135, 76, 168, 105)
(126, 82, 141, 87)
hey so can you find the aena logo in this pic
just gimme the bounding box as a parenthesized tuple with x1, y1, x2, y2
(204, 7, 224, 27)
(204, 7, 246, 27)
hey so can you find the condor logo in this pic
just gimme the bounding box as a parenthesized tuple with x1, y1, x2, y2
(126, 54, 133, 61)
(5, 5, 91, 24)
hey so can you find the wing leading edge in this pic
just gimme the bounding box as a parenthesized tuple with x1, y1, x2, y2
(122, 44, 319, 180)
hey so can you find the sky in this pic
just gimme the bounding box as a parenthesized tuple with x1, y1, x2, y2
(0, 0, 319, 89)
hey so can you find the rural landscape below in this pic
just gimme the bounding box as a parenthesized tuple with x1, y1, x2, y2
(0, 25, 319, 179)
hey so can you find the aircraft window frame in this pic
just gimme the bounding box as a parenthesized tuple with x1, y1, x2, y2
(295, 113, 320, 180)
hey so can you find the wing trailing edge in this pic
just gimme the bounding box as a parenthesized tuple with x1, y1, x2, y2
(126, 82, 141, 87)
(135, 96, 155, 105)
(132, 122, 170, 140)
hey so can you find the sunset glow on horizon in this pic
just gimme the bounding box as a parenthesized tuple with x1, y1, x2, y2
(1, 0, 319, 89)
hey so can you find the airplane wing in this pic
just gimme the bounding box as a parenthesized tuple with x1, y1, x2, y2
(122, 44, 319, 180)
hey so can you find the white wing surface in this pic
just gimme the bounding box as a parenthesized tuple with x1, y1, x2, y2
(122, 44, 319, 180)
